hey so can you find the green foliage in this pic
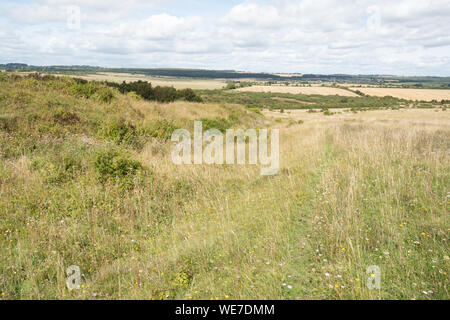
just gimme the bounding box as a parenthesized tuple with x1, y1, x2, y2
(199, 89, 404, 110)
(53, 107, 80, 125)
(95, 87, 115, 103)
(177, 88, 203, 102)
(145, 119, 179, 141)
(69, 81, 115, 103)
(94, 149, 142, 183)
(69, 82, 98, 99)
(98, 120, 138, 146)
(225, 82, 237, 90)
(105, 80, 202, 103)
(31, 151, 83, 185)
(200, 117, 232, 133)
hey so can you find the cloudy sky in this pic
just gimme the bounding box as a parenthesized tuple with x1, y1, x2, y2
(1, 0, 449, 76)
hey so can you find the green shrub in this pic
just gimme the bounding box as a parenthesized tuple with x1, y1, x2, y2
(94, 87, 115, 103)
(146, 119, 179, 141)
(98, 120, 138, 146)
(31, 154, 82, 185)
(69, 82, 98, 98)
(200, 117, 232, 133)
(225, 82, 237, 90)
(0, 72, 7, 82)
(94, 149, 142, 183)
(53, 107, 80, 125)
(177, 88, 203, 102)
(105, 81, 201, 103)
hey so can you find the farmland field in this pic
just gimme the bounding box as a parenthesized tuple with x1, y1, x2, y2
(236, 85, 359, 96)
(349, 87, 450, 101)
(16, 71, 227, 90)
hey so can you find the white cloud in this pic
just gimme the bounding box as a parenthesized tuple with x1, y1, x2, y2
(1, 0, 449, 75)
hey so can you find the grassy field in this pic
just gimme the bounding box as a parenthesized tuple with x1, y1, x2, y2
(0, 73, 448, 300)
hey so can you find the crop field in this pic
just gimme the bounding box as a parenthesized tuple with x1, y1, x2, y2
(236, 85, 359, 96)
(16, 71, 227, 90)
(0, 72, 448, 300)
(349, 87, 450, 101)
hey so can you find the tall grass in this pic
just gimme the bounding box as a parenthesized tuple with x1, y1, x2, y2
(0, 73, 448, 299)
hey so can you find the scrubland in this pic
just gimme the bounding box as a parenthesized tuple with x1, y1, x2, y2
(0, 73, 448, 299)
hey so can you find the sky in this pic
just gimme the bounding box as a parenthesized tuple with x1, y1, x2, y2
(1, 0, 449, 76)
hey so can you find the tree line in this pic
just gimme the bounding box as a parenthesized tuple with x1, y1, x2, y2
(104, 80, 203, 103)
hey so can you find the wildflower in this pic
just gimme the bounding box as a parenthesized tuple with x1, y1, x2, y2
(225, 295, 229, 299)
(287, 285, 292, 290)
(341, 248, 346, 252)
(355, 278, 360, 282)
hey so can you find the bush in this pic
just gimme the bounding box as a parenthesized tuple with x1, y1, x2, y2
(69, 82, 98, 98)
(200, 117, 232, 133)
(53, 107, 80, 125)
(153, 86, 177, 103)
(146, 119, 179, 140)
(98, 120, 138, 146)
(225, 82, 237, 90)
(32, 153, 82, 185)
(105, 80, 202, 103)
(94, 149, 142, 183)
(95, 87, 114, 103)
(177, 88, 203, 102)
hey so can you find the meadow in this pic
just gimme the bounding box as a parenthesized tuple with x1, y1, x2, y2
(0, 72, 448, 300)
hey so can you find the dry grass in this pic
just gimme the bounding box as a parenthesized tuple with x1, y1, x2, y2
(0, 74, 448, 299)
(236, 85, 359, 97)
(349, 87, 450, 101)
(72, 72, 226, 90)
